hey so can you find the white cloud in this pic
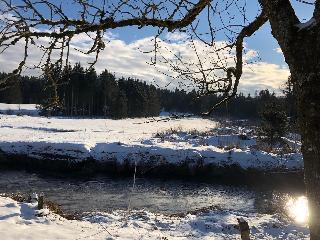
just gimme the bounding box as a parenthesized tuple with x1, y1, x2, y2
(0, 33, 289, 95)
(240, 62, 289, 95)
(165, 32, 189, 42)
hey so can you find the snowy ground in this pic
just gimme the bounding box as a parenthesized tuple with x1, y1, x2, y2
(0, 196, 309, 240)
(0, 103, 38, 116)
(0, 104, 303, 172)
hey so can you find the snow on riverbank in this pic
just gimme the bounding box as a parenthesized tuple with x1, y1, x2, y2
(0, 112, 303, 171)
(0, 196, 309, 239)
(0, 103, 39, 116)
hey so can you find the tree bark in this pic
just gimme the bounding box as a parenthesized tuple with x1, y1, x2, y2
(293, 70, 320, 239)
(258, 1, 320, 237)
(289, 26, 320, 239)
(288, 31, 320, 240)
(294, 23, 320, 239)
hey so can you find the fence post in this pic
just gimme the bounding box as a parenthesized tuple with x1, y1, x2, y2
(237, 217, 250, 240)
(38, 193, 44, 210)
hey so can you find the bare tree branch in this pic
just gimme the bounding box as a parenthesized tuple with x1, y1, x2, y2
(0, 0, 267, 114)
(203, 10, 268, 115)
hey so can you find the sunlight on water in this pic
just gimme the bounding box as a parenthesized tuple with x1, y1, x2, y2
(286, 196, 309, 224)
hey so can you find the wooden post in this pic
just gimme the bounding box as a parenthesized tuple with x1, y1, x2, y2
(237, 217, 250, 240)
(38, 193, 44, 210)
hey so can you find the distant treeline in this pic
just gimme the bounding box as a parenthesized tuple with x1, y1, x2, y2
(0, 64, 295, 119)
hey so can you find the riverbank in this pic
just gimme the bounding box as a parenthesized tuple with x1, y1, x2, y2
(0, 113, 303, 179)
(0, 195, 309, 239)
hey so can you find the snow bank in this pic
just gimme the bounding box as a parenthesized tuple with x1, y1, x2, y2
(0, 103, 38, 116)
(0, 113, 303, 172)
(0, 196, 309, 239)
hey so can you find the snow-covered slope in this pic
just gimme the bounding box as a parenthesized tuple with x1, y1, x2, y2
(0, 196, 309, 239)
(0, 113, 303, 171)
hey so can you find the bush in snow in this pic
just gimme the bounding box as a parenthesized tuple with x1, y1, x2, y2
(258, 102, 288, 148)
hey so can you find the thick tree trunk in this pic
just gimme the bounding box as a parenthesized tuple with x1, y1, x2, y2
(293, 71, 320, 239)
(259, 2, 320, 236)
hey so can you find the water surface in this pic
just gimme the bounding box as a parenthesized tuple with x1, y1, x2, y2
(0, 170, 305, 218)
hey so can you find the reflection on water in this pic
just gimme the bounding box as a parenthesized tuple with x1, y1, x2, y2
(0, 170, 257, 214)
(286, 196, 309, 224)
(0, 170, 306, 224)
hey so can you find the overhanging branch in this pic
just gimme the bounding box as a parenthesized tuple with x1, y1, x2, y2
(203, 10, 268, 116)
(0, 0, 211, 77)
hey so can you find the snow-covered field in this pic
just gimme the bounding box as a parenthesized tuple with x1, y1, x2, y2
(0, 108, 303, 171)
(0, 196, 309, 239)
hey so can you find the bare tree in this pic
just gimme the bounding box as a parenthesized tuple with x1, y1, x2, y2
(0, 0, 320, 238)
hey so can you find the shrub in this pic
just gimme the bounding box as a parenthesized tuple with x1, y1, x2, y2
(258, 102, 288, 147)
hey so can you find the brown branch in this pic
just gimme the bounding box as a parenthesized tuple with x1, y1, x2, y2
(0, 0, 270, 119)
(2, 0, 210, 38)
(0, 0, 211, 77)
(203, 10, 268, 116)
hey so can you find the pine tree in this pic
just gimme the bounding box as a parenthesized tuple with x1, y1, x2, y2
(113, 90, 128, 119)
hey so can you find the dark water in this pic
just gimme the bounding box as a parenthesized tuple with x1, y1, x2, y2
(0, 170, 305, 216)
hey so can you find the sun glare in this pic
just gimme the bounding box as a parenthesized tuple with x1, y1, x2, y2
(286, 196, 309, 224)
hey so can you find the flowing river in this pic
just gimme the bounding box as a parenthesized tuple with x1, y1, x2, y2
(0, 170, 307, 223)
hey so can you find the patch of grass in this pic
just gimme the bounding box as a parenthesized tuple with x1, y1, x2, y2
(224, 143, 241, 151)
(170, 205, 222, 218)
(154, 126, 183, 139)
(253, 139, 298, 155)
(0, 192, 79, 220)
(0, 192, 29, 202)
(154, 126, 215, 139)
(44, 200, 79, 220)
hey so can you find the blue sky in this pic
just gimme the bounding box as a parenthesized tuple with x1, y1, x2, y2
(0, 0, 316, 94)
